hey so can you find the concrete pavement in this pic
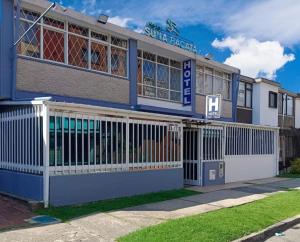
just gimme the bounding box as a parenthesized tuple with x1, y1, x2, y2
(266, 223, 300, 242)
(0, 177, 299, 242)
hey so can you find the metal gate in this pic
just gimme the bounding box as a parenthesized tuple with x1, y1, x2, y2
(183, 126, 224, 186)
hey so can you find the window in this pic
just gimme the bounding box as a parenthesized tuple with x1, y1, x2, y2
(238, 81, 252, 108)
(196, 65, 232, 100)
(137, 50, 182, 102)
(269, 91, 278, 108)
(17, 9, 128, 77)
(287, 95, 294, 116)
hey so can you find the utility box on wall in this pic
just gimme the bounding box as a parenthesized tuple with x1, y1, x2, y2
(202, 161, 225, 186)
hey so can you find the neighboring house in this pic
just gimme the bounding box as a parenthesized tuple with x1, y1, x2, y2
(237, 77, 300, 171)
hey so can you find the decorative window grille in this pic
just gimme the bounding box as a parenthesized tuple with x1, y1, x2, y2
(16, 9, 128, 78)
(137, 50, 182, 103)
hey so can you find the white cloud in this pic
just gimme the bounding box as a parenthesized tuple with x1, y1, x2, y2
(108, 16, 132, 27)
(212, 36, 295, 79)
(225, 0, 300, 46)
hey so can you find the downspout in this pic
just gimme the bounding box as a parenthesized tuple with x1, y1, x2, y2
(232, 70, 241, 122)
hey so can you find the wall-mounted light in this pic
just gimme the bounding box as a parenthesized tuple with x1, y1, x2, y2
(98, 14, 109, 24)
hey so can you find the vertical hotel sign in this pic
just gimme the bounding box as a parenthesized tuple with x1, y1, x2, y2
(183, 60, 192, 106)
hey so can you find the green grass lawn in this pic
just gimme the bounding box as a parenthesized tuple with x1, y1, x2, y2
(278, 173, 300, 178)
(36, 189, 198, 222)
(119, 190, 300, 242)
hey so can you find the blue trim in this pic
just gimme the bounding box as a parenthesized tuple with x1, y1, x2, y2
(15, 90, 133, 110)
(191, 59, 196, 114)
(136, 104, 194, 117)
(0, 0, 14, 99)
(129, 39, 138, 107)
(231, 72, 241, 122)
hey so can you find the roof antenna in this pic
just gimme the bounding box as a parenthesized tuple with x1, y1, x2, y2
(13, 2, 56, 47)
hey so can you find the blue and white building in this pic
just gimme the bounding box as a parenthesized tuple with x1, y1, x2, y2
(0, 0, 293, 207)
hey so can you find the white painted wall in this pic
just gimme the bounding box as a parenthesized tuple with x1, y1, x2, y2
(295, 98, 300, 129)
(252, 82, 279, 127)
(225, 155, 277, 183)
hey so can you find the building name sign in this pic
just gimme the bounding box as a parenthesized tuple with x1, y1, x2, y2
(183, 60, 192, 106)
(144, 19, 197, 53)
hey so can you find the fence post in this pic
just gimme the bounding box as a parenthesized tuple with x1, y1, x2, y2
(126, 117, 129, 169)
(42, 104, 50, 208)
(276, 129, 280, 175)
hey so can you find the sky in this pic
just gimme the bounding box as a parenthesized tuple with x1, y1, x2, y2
(57, 0, 300, 93)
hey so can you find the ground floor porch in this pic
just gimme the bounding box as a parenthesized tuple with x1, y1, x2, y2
(0, 99, 279, 207)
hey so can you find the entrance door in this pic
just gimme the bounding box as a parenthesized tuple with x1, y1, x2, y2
(183, 126, 225, 186)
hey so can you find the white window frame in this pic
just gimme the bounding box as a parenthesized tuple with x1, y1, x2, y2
(17, 9, 129, 79)
(137, 50, 182, 103)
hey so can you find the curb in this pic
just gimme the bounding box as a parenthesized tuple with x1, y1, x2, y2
(234, 215, 300, 242)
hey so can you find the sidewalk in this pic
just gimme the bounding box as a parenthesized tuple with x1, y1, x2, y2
(0, 177, 299, 242)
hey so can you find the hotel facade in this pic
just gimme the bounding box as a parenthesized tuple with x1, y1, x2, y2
(0, 0, 299, 207)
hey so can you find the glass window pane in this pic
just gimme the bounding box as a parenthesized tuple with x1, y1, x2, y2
(157, 64, 169, 89)
(90, 120, 95, 165)
(84, 119, 88, 165)
(196, 70, 204, 94)
(246, 89, 252, 108)
(43, 28, 64, 63)
(56, 117, 62, 166)
(287, 96, 293, 115)
(49, 116, 55, 166)
(111, 36, 127, 48)
(143, 86, 156, 97)
(77, 119, 82, 165)
(213, 76, 223, 95)
(157, 88, 169, 100)
(238, 82, 245, 106)
(170, 91, 181, 102)
(70, 118, 76, 165)
(68, 24, 88, 36)
(68, 34, 88, 68)
(91, 42, 108, 72)
(157, 55, 169, 65)
(64, 117, 69, 166)
(224, 80, 231, 100)
(18, 21, 40, 58)
(278, 93, 283, 114)
(170, 68, 181, 91)
(111, 47, 127, 77)
(137, 59, 142, 84)
(91, 31, 108, 42)
(170, 60, 181, 69)
(143, 60, 156, 86)
(204, 74, 213, 94)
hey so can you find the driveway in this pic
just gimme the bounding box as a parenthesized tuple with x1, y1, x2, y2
(0, 194, 33, 231)
(0, 177, 299, 242)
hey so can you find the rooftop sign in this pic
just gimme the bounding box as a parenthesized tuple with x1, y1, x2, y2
(144, 19, 197, 53)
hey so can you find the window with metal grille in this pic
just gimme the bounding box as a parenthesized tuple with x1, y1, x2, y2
(48, 115, 182, 173)
(137, 50, 182, 103)
(17, 9, 128, 78)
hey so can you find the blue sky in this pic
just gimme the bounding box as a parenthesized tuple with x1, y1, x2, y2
(57, 0, 300, 92)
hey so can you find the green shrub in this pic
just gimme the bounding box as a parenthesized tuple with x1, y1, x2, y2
(290, 158, 300, 174)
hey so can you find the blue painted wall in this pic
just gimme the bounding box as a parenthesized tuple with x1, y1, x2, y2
(129, 39, 138, 107)
(0, 0, 14, 99)
(0, 170, 43, 201)
(231, 72, 241, 122)
(49, 168, 183, 206)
